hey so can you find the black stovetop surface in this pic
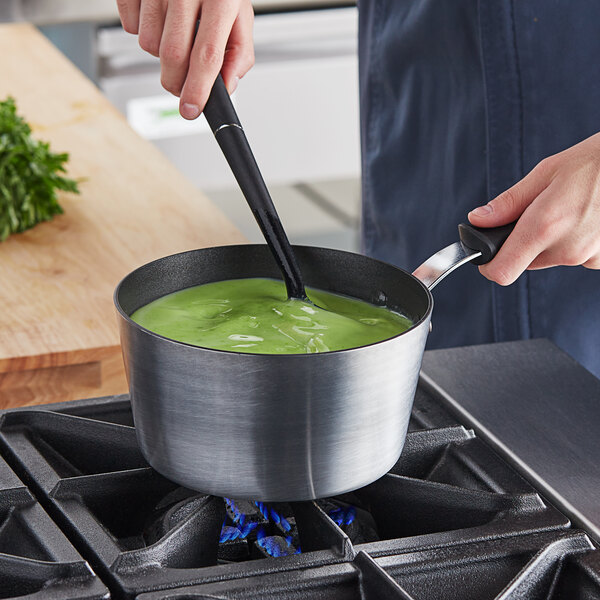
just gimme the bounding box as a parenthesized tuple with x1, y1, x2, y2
(0, 341, 598, 599)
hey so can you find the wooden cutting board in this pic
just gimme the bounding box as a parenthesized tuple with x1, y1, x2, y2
(0, 24, 245, 407)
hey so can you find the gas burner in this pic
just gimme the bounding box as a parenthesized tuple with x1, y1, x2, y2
(221, 498, 299, 559)
(140, 490, 380, 564)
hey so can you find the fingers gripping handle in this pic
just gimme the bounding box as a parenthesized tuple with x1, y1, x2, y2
(458, 222, 516, 265)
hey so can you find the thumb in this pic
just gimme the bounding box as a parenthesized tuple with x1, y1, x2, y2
(468, 162, 551, 227)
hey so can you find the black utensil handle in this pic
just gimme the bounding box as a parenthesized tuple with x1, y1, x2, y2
(458, 221, 516, 265)
(203, 75, 307, 300)
(203, 74, 241, 131)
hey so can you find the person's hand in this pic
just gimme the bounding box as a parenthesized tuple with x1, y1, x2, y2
(116, 0, 254, 119)
(468, 131, 600, 285)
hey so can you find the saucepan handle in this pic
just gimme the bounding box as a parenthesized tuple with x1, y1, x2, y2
(413, 221, 516, 290)
(458, 221, 515, 265)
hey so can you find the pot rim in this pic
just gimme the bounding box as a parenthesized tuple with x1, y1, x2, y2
(113, 244, 434, 358)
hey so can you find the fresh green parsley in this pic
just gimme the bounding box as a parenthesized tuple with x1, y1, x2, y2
(0, 97, 79, 241)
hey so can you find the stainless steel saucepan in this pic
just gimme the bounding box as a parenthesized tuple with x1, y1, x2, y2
(114, 221, 512, 501)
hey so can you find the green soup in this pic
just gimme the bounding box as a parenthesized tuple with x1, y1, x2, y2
(131, 278, 413, 354)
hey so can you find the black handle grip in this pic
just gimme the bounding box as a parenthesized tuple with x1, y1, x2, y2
(202, 75, 307, 300)
(458, 221, 516, 265)
(203, 74, 241, 131)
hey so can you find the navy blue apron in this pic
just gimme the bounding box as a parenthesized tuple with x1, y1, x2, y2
(358, 0, 600, 377)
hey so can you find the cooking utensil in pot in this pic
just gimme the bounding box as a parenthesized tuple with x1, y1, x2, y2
(203, 75, 307, 300)
(115, 221, 514, 501)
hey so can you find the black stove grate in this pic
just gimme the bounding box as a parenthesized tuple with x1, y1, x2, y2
(0, 388, 597, 599)
(0, 451, 108, 599)
(135, 531, 598, 600)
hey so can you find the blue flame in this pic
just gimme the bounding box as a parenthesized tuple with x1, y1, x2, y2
(285, 535, 301, 552)
(328, 506, 356, 527)
(257, 504, 292, 532)
(345, 506, 356, 525)
(219, 525, 241, 543)
(225, 498, 251, 527)
(220, 499, 301, 556)
(255, 501, 269, 520)
(256, 527, 300, 557)
(221, 500, 260, 541)
(239, 521, 258, 538)
(224, 498, 242, 523)
(258, 537, 283, 557)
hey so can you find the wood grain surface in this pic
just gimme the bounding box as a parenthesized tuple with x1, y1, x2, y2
(0, 24, 245, 406)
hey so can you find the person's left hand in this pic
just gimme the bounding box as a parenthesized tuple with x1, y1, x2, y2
(468, 131, 600, 285)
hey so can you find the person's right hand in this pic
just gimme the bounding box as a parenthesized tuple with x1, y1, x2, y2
(116, 0, 255, 120)
(468, 131, 600, 285)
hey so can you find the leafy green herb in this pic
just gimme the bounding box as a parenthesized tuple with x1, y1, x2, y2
(0, 97, 79, 241)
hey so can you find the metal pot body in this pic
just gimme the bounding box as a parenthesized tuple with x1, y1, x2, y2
(115, 245, 432, 501)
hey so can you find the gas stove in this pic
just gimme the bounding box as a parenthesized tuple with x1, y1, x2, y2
(0, 339, 598, 599)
